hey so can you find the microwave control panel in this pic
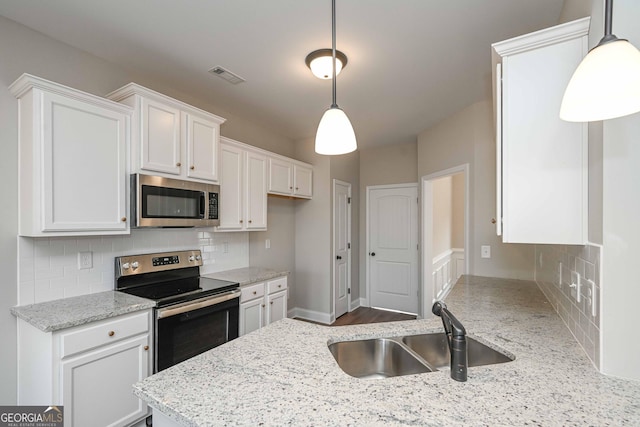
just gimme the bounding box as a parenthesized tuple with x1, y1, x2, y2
(208, 193, 219, 220)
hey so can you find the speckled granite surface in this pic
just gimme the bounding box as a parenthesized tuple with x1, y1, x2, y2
(11, 291, 155, 332)
(133, 276, 640, 426)
(203, 267, 288, 286)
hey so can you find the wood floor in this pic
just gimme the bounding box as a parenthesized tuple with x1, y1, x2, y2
(297, 307, 416, 326)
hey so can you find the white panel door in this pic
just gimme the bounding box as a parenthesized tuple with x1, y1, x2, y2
(333, 180, 350, 319)
(368, 185, 418, 314)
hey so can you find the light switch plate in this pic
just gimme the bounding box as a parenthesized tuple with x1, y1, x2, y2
(481, 245, 491, 259)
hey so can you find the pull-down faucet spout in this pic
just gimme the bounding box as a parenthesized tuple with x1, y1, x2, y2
(432, 301, 468, 382)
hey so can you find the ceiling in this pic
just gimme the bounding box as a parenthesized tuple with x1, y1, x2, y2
(0, 0, 566, 149)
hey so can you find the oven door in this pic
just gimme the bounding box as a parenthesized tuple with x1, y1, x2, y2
(155, 289, 240, 372)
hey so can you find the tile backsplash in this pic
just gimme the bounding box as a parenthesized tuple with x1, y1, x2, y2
(18, 229, 249, 305)
(535, 244, 601, 369)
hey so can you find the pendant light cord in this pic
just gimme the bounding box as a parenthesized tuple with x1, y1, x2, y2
(331, 0, 338, 108)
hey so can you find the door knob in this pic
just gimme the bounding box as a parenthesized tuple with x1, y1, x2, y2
(336, 255, 342, 260)
(370, 252, 376, 256)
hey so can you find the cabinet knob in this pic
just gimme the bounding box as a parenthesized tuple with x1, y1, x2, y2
(176, 162, 181, 167)
(144, 345, 149, 351)
(491, 218, 497, 224)
(190, 165, 195, 170)
(108, 331, 115, 337)
(370, 252, 376, 257)
(289, 186, 293, 190)
(262, 304, 265, 307)
(248, 220, 252, 223)
(253, 291, 257, 295)
(295, 187, 299, 191)
(121, 217, 127, 222)
(239, 219, 243, 223)
(270, 301, 274, 305)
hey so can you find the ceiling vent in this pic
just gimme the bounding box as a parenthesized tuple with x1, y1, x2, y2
(208, 66, 246, 85)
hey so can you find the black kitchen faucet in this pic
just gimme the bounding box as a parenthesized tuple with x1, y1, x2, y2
(432, 301, 468, 382)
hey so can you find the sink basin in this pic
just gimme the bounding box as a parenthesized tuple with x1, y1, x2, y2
(328, 338, 433, 379)
(402, 333, 514, 369)
(329, 333, 513, 379)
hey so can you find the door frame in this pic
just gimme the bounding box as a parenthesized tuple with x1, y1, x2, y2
(365, 182, 418, 312)
(420, 164, 470, 319)
(332, 179, 352, 322)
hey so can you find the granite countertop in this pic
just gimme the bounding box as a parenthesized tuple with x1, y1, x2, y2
(133, 276, 640, 426)
(11, 291, 155, 332)
(203, 267, 288, 287)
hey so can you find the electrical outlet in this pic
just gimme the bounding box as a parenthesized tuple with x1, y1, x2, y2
(78, 251, 93, 269)
(223, 242, 229, 253)
(481, 245, 491, 259)
(265, 239, 271, 249)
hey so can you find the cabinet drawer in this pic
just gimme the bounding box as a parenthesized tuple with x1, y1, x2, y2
(267, 277, 287, 294)
(59, 311, 150, 359)
(240, 282, 265, 303)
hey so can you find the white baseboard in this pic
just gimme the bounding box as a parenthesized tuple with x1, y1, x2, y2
(288, 307, 332, 325)
(349, 297, 364, 311)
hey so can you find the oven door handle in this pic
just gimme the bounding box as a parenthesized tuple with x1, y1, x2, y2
(156, 289, 241, 319)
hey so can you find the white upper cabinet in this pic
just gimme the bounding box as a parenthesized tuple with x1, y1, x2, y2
(9, 74, 132, 237)
(108, 83, 225, 183)
(268, 156, 313, 199)
(217, 137, 267, 231)
(492, 17, 589, 245)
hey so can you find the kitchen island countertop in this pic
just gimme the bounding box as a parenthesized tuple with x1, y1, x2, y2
(133, 276, 640, 426)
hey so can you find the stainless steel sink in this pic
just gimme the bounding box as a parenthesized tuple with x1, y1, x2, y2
(329, 333, 513, 379)
(402, 333, 514, 369)
(328, 338, 433, 379)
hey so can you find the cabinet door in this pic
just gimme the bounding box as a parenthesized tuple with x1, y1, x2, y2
(245, 151, 267, 230)
(218, 142, 244, 230)
(140, 97, 181, 175)
(186, 112, 220, 182)
(239, 298, 265, 336)
(266, 290, 287, 325)
(268, 157, 293, 195)
(293, 164, 313, 198)
(42, 91, 127, 232)
(501, 36, 587, 244)
(61, 335, 150, 427)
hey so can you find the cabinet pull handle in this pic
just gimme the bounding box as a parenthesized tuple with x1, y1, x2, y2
(108, 331, 115, 337)
(144, 345, 149, 351)
(190, 165, 195, 170)
(121, 217, 127, 222)
(176, 162, 181, 167)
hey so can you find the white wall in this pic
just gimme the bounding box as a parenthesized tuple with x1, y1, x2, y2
(451, 172, 465, 248)
(599, 0, 640, 381)
(432, 176, 453, 257)
(0, 15, 296, 403)
(417, 100, 535, 280)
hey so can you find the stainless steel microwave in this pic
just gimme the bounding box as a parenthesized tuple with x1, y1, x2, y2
(131, 174, 220, 228)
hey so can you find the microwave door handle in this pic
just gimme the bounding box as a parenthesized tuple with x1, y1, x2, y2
(200, 193, 206, 219)
(156, 289, 241, 319)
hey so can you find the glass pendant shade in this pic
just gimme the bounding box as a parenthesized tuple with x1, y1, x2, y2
(315, 106, 357, 155)
(560, 38, 640, 122)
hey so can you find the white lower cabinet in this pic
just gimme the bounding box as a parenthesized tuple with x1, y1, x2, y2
(239, 276, 288, 336)
(17, 310, 152, 427)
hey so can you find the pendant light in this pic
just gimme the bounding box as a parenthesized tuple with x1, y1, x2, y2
(314, 0, 357, 155)
(560, 0, 640, 122)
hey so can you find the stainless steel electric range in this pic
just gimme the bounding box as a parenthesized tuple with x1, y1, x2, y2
(115, 250, 240, 372)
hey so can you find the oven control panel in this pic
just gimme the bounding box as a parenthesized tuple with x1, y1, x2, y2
(115, 250, 203, 278)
